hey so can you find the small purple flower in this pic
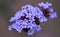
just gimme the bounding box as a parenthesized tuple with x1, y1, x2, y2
(38, 2, 57, 19)
(8, 2, 57, 35)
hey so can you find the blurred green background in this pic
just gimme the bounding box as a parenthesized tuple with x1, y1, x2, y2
(0, 0, 60, 37)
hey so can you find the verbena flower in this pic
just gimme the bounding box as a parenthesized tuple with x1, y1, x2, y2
(8, 2, 57, 35)
(38, 2, 57, 18)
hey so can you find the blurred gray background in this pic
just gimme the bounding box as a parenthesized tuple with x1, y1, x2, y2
(0, 0, 60, 37)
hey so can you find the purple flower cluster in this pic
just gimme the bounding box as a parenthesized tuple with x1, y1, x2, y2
(8, 2, 57, 35)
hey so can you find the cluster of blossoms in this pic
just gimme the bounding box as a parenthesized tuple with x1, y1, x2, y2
(8, 2, 57, 35)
